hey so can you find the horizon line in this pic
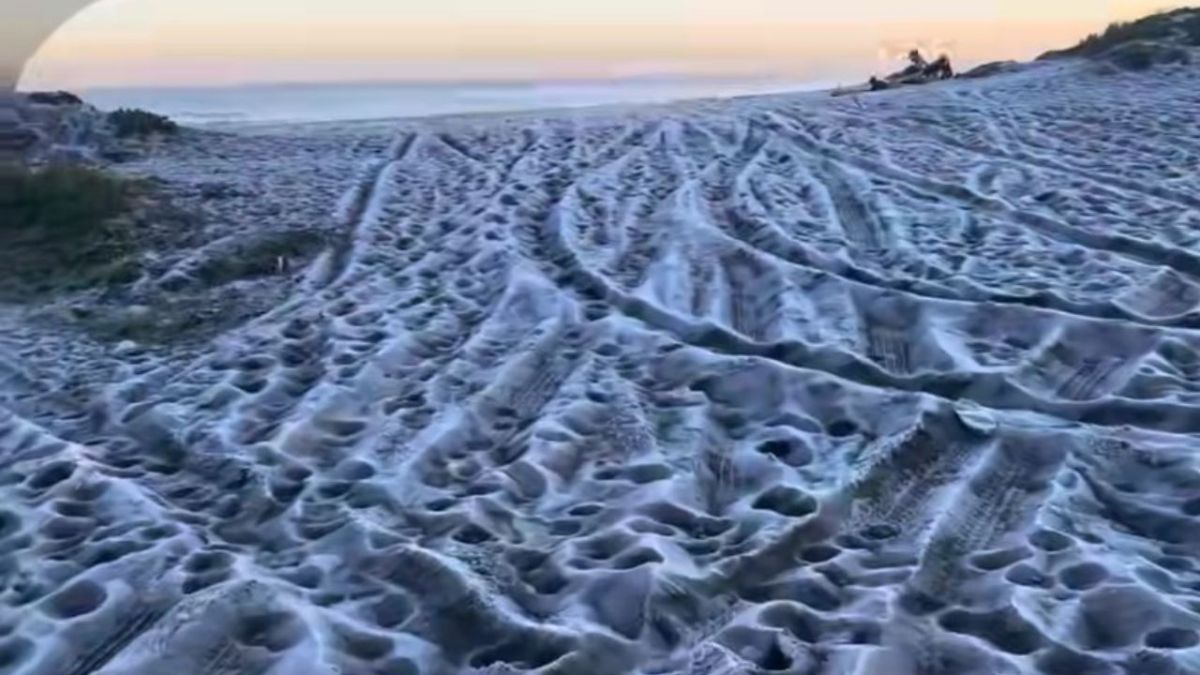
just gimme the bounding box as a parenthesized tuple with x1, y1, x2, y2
(24, 70, 837, 94)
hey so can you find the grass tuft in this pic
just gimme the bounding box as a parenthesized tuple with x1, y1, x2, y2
(0, 164, 142, 295)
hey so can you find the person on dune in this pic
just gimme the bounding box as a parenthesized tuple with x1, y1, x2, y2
(837, 48, 953, 95)
(889, 49, 929, 81)
(879, 50, 954, 87)
(923, 54, 955, 79)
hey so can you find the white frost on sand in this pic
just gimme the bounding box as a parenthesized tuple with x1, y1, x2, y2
(3, 61, 1200, 674)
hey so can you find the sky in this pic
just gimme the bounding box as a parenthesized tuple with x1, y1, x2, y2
(18, 0, 1189, 89)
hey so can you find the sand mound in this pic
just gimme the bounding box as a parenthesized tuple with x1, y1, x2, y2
(3, 61, 1200, 674)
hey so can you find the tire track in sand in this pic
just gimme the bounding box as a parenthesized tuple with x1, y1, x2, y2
(765, 111, 1200, 284)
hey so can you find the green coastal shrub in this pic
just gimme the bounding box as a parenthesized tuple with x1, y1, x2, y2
(0, 164, 141, 294)
(108, 108, 179, 138)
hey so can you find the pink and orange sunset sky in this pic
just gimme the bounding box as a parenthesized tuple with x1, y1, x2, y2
(18, 0, 1190, 89)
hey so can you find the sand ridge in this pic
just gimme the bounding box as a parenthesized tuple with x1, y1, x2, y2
(1, 60, 1200, 674)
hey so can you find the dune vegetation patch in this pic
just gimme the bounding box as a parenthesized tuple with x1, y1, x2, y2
(1099, 41, 1192, 71)
(107, 108, 180, 139)
(0, 164, 144, 298)
(1040, 8, 1200, 60)
(0, 160, 325, 344)
(188, 229, 328, 288)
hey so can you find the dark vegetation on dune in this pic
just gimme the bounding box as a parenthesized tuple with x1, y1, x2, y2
(0, 159, 325, 343)
(186, 230, 327, 288)
(108, 108, 179, 138)
(27, 91, 84, 106)
(75, 223, 328, 344)
(0, 165, 143, 297)
(1039, 7, 1200, 64)
(1099, 41, 1192, 71)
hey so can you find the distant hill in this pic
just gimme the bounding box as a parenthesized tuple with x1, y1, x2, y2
(1039, 6, 1200, 60)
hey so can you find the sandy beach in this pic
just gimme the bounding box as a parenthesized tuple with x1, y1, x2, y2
(2, 55, 1200, 674)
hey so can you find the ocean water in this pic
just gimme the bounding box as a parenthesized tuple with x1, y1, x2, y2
(79, 77, 831, 126)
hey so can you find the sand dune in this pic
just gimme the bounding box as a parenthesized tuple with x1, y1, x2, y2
(3, 59, 1200, 674)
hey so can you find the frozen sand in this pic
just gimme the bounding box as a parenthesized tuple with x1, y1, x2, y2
(2, 60, 1200, 674)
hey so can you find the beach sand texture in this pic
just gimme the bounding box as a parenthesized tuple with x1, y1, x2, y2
(2, 60, 1200, 674)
